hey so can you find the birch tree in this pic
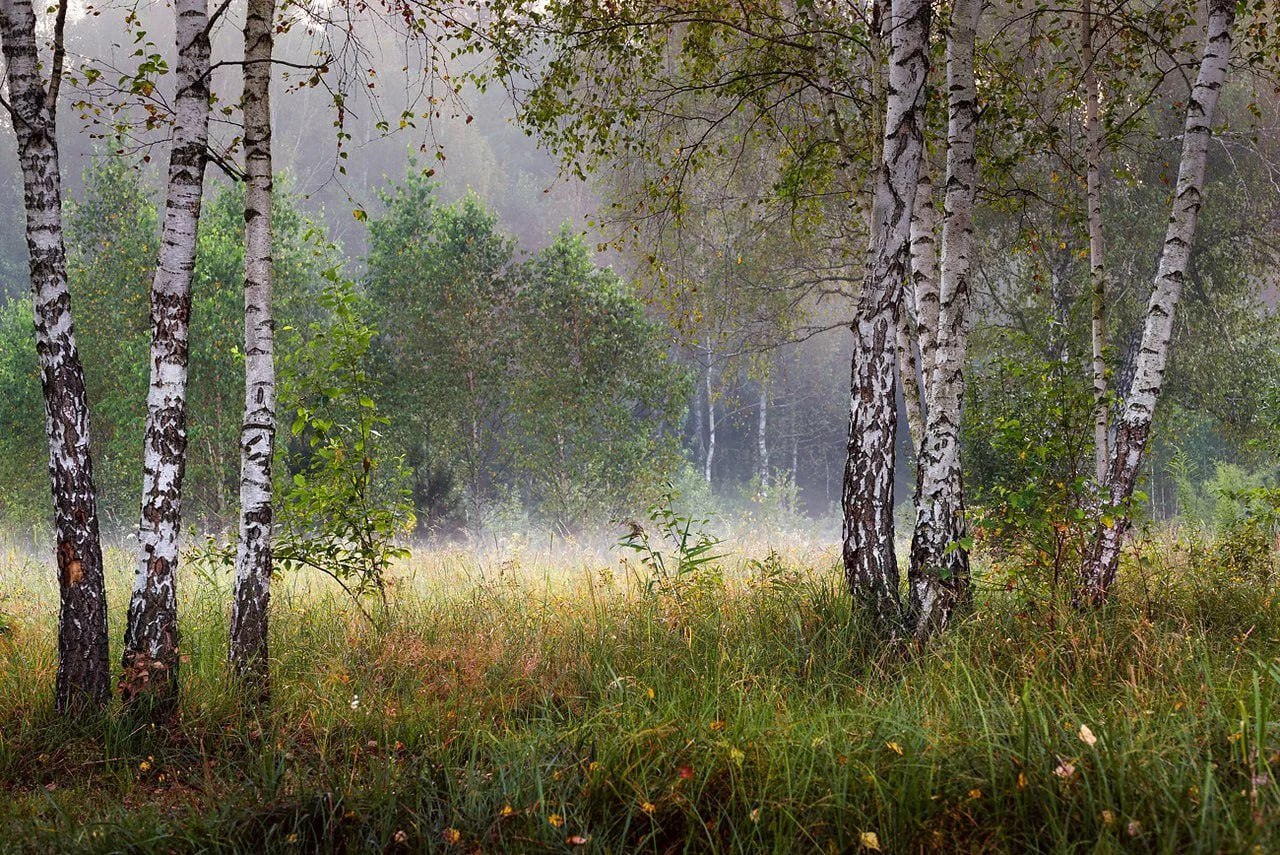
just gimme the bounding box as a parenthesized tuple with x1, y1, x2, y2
(229, 0, 277, 693)
(841, 0, 929, 621)
(906, 0, 981, 638)
(122, 0, 214, 708)
(0, 0, 111, 712)
(1076, 0, 1237, 606)
(900, 163, 936, 456)
(1082, 0, 1108, 485)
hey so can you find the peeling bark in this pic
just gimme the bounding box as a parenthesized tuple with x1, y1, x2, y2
(0, 0, 111, 713)
(842, 0, 930, 624)
(123, 0, 212, 711)
(230, 0, 277, 699)
(906, 0, 981, 640)
(1077, 0, 1236, 606)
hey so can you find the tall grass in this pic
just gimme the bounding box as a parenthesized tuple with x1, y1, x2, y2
(1, 535, 1279, 852)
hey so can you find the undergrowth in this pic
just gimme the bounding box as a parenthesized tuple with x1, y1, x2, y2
(1, 538, 1279, 853)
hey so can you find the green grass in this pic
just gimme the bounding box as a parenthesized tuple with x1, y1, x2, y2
(2, 537, 1280, 853)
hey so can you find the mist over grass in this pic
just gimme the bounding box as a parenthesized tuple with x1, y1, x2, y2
(2, 532, 1279, 853)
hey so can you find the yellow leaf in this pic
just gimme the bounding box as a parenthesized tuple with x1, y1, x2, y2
(860, 831, 881, 851)
(885, 741, 904, 756)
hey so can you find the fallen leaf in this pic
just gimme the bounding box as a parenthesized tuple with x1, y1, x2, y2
(1079, 724, 1097, 747)
(860, 831, 881, 851)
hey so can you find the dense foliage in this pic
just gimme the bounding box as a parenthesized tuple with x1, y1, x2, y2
(366, 171, 688, 533)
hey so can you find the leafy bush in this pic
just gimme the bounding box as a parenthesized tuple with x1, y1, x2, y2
(275, 277, 416, 618)
(964, 353, 1102, 594)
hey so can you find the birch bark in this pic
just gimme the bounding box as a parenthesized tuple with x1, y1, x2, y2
(1083, 0, 1109, 484)
(0, 0, 111, 712)
(230, 0, 277, 695)
(123, 0, 212, 708)
(906, 0, 981, 639)
(842, 0, 929, 622)
(901, 163, 937, 457)
(1077, 0, 1236, 606)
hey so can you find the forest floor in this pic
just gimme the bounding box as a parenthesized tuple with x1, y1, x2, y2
(1, 534, 1279, 853)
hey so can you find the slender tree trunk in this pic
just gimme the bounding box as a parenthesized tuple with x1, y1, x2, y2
(900, 162, 936, 457)
(842, 0, 930, 623)
(896, 293, 925, 456)
(0, 0, 111, 713)
(1083, 0, 1109, 485)
(691, 357, 706, 471)
(1076, 0, 1235, 606)
(757, 380, 769, 492)
(907, 0, 981, 640)
(703, 342, 716, 484)
(230, 0, 276, 696)
(909, 163, 939, 393)
(791, 431, 799, 486)
(123, 0, 212, 710)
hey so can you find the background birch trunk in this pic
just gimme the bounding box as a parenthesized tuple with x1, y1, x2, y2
(0, 0, 111, 712)
(756, 381, 768, 492)
(842, 0, 929, 624)
(123, 0, 212, 709)
(907, 0, 981, 639)
(230, 0, 277, 696)
(1076, 0, 1236, 606)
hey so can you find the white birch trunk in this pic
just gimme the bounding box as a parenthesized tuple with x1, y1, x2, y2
(907, 0, 981, 640)
(1083, 0, 1109, 485)
(756, 381, 769, 492)
(123, 0, 212, 709)
(0, 0, 111, 712)
(896, 300, 925, 456)
(900, 161, 937, 458)
(842, 0, 930, 623)
(703, 342, 716, 484)
(909, 163, 939, 393)
(1077, 0, 1236, 605)
(230, 0, 276, 695)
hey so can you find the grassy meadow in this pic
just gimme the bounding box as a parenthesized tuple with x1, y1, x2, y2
(2, 531, 1280, 853)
